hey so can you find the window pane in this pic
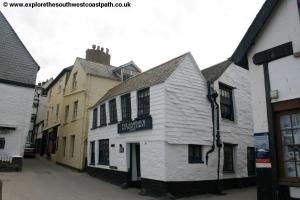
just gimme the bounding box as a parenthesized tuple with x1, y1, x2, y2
(280, 115, 291, 129)
(282, 130, 294, 145)
(293, 114, 300, 128)
(285, 161, 297, 177)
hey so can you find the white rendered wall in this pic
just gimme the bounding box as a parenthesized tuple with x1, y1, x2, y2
(248, 0, 300, 134)
(0, 83, 34, 157)
(88, 83, 166, 180)
(269, 55, 300, 103)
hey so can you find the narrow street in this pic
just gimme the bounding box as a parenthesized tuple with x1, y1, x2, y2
(0, 158, 257, 200)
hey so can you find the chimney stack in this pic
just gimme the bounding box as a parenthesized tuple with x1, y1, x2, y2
(86, 44, 111, 65)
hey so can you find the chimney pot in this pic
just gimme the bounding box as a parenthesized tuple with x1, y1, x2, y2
(92, 44, 96, 50)
(96, 46, 100, 50)
(101, 47, 104, 52)
(106, 48, 109, 54)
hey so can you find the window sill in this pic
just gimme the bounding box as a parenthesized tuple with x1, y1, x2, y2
(98, 162, 109, 166)
(135, 114, 151, 120)
(108, 121, 118, 125)
(223, 170, 235, 174)
(98, 124, 107, 128)
(90, 163, 95, 166)
(90, 127, 97, 130)
(188, 161, 204, 164)
(71, 119, 77, 123)
(120, 119, 132, 123)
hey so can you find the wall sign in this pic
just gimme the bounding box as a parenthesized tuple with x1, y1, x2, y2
(118, 116, 152, 134)
(254, 132, 272, 168)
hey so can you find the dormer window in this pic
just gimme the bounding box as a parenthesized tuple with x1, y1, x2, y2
(122, 73, 131, 81)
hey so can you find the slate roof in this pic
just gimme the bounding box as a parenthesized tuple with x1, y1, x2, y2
(92, 52, 189, 108)
(0, 11, 39, 87)
(77, 58, 119, 80)
(201, 60, 232, 82)
(231, 0, 280, 69)
(45, 66, 73, 91)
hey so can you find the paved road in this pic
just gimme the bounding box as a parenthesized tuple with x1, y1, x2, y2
(0, 158, 257, 200)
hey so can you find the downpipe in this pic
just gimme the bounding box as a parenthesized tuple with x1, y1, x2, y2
(206, 81, 215, 165)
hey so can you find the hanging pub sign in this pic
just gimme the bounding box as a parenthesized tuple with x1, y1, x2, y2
(254, 132, 272, 168)
(118, 116, 152, 133)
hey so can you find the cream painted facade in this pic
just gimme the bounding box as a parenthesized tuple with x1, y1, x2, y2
(55, 59, 121, 170)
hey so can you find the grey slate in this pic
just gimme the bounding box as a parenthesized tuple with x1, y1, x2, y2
(77, 58, 119, 80)
(0, 11, 39, 86)
(93, 52, 189, 108)
(201, 60, 232, 82)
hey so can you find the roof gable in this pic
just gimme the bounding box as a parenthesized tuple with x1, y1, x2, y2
(92, 52, 189, 107)
(201, 60, 232, 82)
(0, 11, 39, 87)
(231, 0, 280, 69)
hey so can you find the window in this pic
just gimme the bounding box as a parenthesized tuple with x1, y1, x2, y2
(278, 112, 300, 178)
(72, 72, 78, 90)
(46, 111, 49, 126)
(65, 105, 69, 122)
(62, 137, 66, 157)
(123, 73, 131, 81)
(109, 99, 117, 124)
(219, 83, 234, 121)
(0, 138, 5, 149)
(188, 144, 203, 163)
(70, 135, 75, 157)
(92, 108, 98, 129)
(90, 141, 95, 165)
(223, 143, 235, 172)
(55, 104, 60, 122)
(247, 147, 256, 176)
(58, 81, 62, 94)
(48, 89, 52, 100)
(73, 101, 78, 120)
(100, 104, 107, 126)
(98, 139, 109, 165)
(121, 93, 131, 121)
(137, 88, 150, 117)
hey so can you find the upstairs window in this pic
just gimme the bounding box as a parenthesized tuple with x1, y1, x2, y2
(100, 104, 107, 126)
(109, 99, 117, 124)
(92, 108, 98, 129)
(188, 144, 203, 163)
(122, 73, 131, 81)
(0, 138, 5, 149)
(55, 104, 60, 122)
(219, 83, 234, 121)
(121, 93, 131, 121)
(64, 105, 69, 122)
(137, 88, 150, 117)
(73, 101, 78, 120)
(223, 143, 235, 173)
(72, 72, 78, 90)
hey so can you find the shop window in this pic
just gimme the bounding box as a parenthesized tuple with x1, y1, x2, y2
(100, 104, 107, 126)
(92, 108, 98, 129)
(121, 93, 131, 121)
(188, 144, 203, 163)
(98, 139, 109, 165)
(219, 83, 234, 121)
(247, 147, 256, 176)
(279, 113, 300, 178)
(137, 88, 150, 117)
(109, 99, 117, 124)
(90, 141, 95, 165)
(223, 143, 235, 172)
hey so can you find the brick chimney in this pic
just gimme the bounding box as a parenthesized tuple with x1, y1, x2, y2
(85, 45, 111, 65)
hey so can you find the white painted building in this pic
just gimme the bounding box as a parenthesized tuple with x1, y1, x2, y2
(231, 0, 300, 199)
(88, 53, 255, 196)
(0, 11, 39, 171)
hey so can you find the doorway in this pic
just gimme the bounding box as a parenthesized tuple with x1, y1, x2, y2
(128, 143, 141, 187)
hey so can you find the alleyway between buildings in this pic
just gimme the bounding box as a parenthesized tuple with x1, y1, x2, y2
(0, 158, 256, 200)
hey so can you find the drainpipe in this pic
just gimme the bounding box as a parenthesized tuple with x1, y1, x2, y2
(213, 94, 224, 195)
(206, 81, 215, 165)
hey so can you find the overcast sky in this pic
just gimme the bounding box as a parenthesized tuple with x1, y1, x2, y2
(1, 0, 265, 83)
